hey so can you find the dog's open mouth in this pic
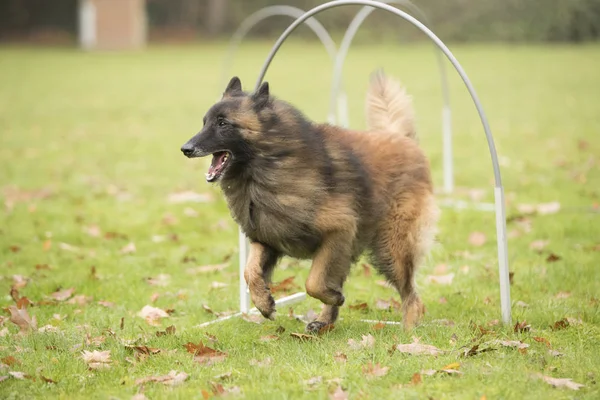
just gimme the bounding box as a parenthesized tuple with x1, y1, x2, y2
(206, 151, 231, 182)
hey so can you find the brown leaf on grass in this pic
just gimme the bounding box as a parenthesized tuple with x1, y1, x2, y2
(12, 275, 29, 290)
(0, 376, 8, 383)
(269, 276, 298, 294)
(317, 324, 335, 336)
(394, 342, 444, 356)
(67, 295, 93, 305)
(120, 242, 136, 254)
(186, 263, 228, 275)
(536, 202, 561, 215)
(411, 373, 422, 384)
(426, 273, 455, 285)
(135, 370, 188, 386)
(348, 334, 375, 350)
(533, 336, 551, 348)
(84, 225, 101, 237)
(514, 320, 531, 333)
(362, 362, 390, 378)
(333, 352, 347, 363)
(303, 376, 323, 388)
(329, 386, 349, 400)
(468, 231, 487, 246)
(81, 350, 112, 370)
(97, 300, 115, 308)
(50, 287, 75, 301)
(156, 325, 176, 337)
(43, 240, 52, 251)
(535, 373, 584, 390)
(372, 322, 386, 331)
(516, 301, 529, 308)
(546, 253, 562, 263)
(549, 349, 564, 357)
(8, 371, 31, 380)
(9, 245, 21, 253)
(498, 340, 529, 350)
(137, 305, 169, 326)
(41, 375, 57, 384)
(127, 345, 161, 356)
(291, 332, 320, 341)
(210, 281, 228, 289)
(349, 302, 369, 311)
(184, 341, 227, 365)
(1, 356, 20, 366)
(8, 305, 37, 334)
(551, 318, 570, 331)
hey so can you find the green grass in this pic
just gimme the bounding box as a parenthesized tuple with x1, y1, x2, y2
(1, 40, 599, 399)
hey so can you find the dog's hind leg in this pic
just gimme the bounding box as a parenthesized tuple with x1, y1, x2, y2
(244, 241, 280, 320)
(371, 193, 438, 329)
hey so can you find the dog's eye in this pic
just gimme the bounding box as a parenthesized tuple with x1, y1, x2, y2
(217, 117, 227, 127)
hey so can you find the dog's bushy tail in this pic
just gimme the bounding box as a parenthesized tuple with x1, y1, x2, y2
(365, 69, 416, 140)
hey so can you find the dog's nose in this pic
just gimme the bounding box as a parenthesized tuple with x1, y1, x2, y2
(181, 144, 195, 157)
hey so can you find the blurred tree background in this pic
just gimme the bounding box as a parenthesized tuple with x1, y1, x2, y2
(1, 0, 599, 43)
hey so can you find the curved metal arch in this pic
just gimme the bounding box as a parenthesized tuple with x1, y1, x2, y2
(220, 5, 345, 124)
(331, 0, 454, 193)
(244, 0, 511, 324)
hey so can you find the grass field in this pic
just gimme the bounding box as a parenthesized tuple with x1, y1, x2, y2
(1, 40, 599, 399)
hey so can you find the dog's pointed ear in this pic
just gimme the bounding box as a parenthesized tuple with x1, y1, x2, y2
(251, 81, 270, 109)
(223, 76, 242, 97)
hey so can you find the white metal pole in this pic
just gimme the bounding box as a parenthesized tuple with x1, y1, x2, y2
(495, 187, 511, 324)
(238, 227, 250, 313)
(442, 105, 454, 193)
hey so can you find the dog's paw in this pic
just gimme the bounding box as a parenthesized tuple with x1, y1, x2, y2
(305, 320, 328, 333)
(254, 294, 276, 320)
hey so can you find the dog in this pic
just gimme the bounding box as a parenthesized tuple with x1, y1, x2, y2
(181, 71, 439, 332)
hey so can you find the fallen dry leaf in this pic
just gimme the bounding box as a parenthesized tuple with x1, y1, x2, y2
(291, 332, 320, 341)
(549, 349, 564, 357)
(363, 362, 390, 378)
(426, 273, 455, 285)
(270, 276, 299, 294)
(469, 231, 487, 246)
(551, 318, 570, 331)
(516, 301, 529, 308)
(81, 350, 112, 370)
(41, 375, 57, 384)
(98, 300, 115, 308)
(145, 274, 170, 287)
(184, 341, 227, 365)
(535, 373, 584, 390)
(411, 372, 423, 384)
(135, 370, 188, 386)
(329, 386, 349, 400)
(1, 356, 19, 366)
(186, 263, 228, 275)
(241, 313, 264, 324)
(333, 352, 347, 363)
(536, 202, 561, 215)
(348, 334, 375, 350)
(121, 242, 136, 254)
(8, 305, 37, 334)
(375, 299, 391, 310)
(59, 242, 80, 252)
(137, 305, 169, 326)
(8, 371, 29, 380)
(394, 342, 444, 356)
(210, 281, 228, 289)
(349, 302, 369, 311)
(12, 275, 29, 289)
(84, 225, 101, 237)
(533, 336, 551, 348)
(50, 287, 75, 301)
(514, 320, 531, 333)
(546, 253, 562, 263)
(372, 322, 386, 331)
(555, 291, 571, 299)
(156, 325, 176, 337)
(498, 340, 529, 350)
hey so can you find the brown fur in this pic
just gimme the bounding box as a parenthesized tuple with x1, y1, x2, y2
(181, 71, 439, 331)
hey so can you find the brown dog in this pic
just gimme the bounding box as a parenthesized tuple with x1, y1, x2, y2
(181, 70, 439, 332)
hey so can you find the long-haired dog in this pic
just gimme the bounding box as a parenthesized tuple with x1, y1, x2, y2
(181, 71, 439, 332)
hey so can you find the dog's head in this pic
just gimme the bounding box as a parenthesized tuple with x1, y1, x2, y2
(180, 76, 274, 183)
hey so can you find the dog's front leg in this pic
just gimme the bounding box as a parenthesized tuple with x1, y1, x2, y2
(304, 230, 353, 333)
(243, 241, 280, 320)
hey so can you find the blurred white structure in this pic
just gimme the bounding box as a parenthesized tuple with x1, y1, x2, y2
(78, 0, 147, 50)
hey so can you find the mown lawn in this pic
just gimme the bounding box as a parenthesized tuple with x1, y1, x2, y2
(0, 40, 599, 399)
